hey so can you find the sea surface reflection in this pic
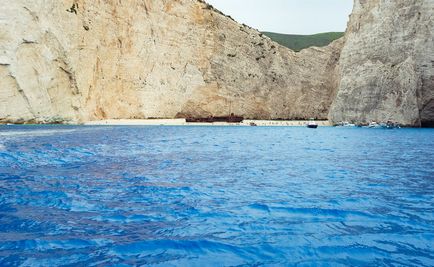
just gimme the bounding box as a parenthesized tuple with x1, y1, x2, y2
(0, 125, 433, 266)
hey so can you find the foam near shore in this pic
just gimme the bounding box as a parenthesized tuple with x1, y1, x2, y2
(84, 119, 331, 127)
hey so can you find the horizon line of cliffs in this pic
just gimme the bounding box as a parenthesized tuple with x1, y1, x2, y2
(0, 0, 433, 126)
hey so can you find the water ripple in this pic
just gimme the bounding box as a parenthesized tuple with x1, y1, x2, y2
(0, 126, 433, 266)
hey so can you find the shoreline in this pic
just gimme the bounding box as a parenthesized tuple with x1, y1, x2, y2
(83, 119, 332, 127)
(0, 119, 420, 128)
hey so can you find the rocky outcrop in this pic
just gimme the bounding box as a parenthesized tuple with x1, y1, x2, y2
(0, 0, 342, 123)
(1, 0, 432, 126)
(330, 0, 434, 126)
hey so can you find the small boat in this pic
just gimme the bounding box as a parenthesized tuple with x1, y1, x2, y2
(250, 122, 258, 127)
(337, 121, 356, 127)
(367, 121, 400, 129)
(307, 118, 318, 129)
(368, 122, 381, 128)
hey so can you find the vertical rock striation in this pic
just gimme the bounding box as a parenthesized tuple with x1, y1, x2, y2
(330, 0, 434, 126)
(0, 0, 342, 123)
(1, 0, 432, 126)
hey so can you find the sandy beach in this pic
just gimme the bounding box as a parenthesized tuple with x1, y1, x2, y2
(84, 119, 331, 127)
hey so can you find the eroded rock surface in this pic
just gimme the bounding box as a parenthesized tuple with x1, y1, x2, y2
(330, 0, 434, 126)
(0, 0, 342, 123)
(1, 0, 432, 126)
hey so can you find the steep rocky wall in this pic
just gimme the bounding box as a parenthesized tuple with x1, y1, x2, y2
(330, 0, 434, 126)
(0, 0, 343, 123)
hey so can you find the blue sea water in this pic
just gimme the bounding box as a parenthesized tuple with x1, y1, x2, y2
(0, 125, 433, 266)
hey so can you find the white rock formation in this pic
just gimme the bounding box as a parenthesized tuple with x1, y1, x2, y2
(0, 0, 342, 123)
(1, 0, 432, 126)
(330, 0, 434, 126)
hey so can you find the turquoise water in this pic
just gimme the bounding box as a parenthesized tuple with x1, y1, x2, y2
(0, 125, 433, 266)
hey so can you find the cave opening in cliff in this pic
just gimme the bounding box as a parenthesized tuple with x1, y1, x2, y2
(205, 0, 353, 52)
(421, 121, 434, 128)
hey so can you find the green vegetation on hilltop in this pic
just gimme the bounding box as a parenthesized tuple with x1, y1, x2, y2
(262, 32, 344, 52)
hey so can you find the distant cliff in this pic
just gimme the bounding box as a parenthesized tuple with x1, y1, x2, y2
(0, 0, 432, 126)
(330, 0, 434, 127)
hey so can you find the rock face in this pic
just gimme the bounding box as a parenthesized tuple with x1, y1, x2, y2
(330, 0, 434, 126)
(0, 0, 342, 123)
(1, 0, 432, 126)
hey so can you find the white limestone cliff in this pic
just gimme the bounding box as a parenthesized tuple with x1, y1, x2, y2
(0, 0, 432, 126)
(0, 0, 342, 123)
(330, 0, 434, 126)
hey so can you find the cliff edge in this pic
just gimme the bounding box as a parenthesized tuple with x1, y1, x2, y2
(0, 0, 432, 126)
(0, 0, 342, 123)
(330, 0, 434, 127)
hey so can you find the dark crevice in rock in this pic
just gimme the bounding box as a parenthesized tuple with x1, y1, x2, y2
(66, 3, 78, 15)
